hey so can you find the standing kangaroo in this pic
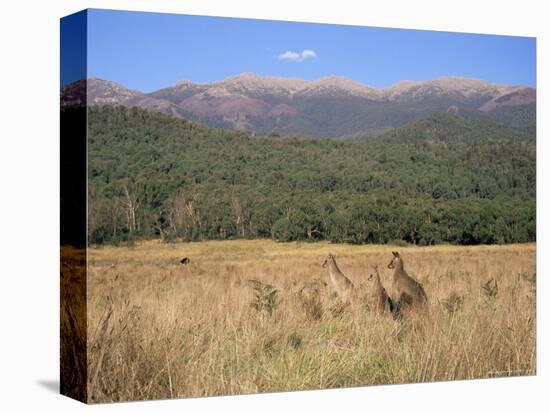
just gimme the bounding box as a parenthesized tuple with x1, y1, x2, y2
(387, 251, 428, 310)
(368, 264, 394, 315)
(322, 253, 355, 303)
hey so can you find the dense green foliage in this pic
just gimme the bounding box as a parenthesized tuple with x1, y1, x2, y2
(375, 112, 532, 143)
(86, 106, 535, 245)
(484, 103, 536, 137)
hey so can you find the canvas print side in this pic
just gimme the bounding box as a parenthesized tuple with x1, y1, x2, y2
(60, 10, 88, 403)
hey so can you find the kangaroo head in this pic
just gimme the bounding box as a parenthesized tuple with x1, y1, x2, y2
(368, 264, 379, 281)
(322, 253, 335, 268)
(387, 251, 402, 270)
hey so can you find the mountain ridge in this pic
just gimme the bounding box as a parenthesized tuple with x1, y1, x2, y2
(61, 74, 536, 137)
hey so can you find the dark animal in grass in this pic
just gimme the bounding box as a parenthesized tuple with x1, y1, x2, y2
(179, 257, 190, 265)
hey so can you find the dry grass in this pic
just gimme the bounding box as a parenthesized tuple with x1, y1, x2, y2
(60, 246, 88, 400)
(86, 240, 536, 403)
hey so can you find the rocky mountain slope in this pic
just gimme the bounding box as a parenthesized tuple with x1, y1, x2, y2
(61, 73, 536, 138)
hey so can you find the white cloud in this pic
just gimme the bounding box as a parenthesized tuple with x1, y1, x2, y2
(277, 49, 317, 62)
(301, 49, 317, 60)
(277, 51, 301, 61)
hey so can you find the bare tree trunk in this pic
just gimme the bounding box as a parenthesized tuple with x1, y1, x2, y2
(121, 183, 140, 234)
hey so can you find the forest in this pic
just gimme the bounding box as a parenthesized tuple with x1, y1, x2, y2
(81, 106, 536, 245)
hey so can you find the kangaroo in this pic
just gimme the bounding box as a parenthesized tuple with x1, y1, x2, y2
(322, 253, 355, 303)
(368, 264, 394, 315)
(387, 251, 428, 310)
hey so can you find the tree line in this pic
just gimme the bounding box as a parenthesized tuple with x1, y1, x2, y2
(85, 106, 536, 246)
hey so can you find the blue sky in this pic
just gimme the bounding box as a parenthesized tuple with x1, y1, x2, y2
(62, 9, 536, 92)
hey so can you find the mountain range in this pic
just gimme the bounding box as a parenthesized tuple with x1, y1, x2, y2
(61, 73, 536, 138)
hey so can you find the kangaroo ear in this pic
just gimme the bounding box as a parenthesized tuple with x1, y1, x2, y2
(392, 251, 397, 256)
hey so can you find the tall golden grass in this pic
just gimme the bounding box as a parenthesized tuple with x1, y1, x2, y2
(86, 240, 536, 403)
(60, 246, 88, 401)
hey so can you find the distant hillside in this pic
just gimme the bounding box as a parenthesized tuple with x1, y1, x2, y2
(479, 87, 536, 112)
(84, 106, 535, 246)
(60, 78, 197, 119)
(483, 103, 536, 135)
(61, 74, 536, 138)
(375, 112, 533, 143)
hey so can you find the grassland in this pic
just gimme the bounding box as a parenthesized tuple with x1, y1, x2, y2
(85, 240, 536, 403)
